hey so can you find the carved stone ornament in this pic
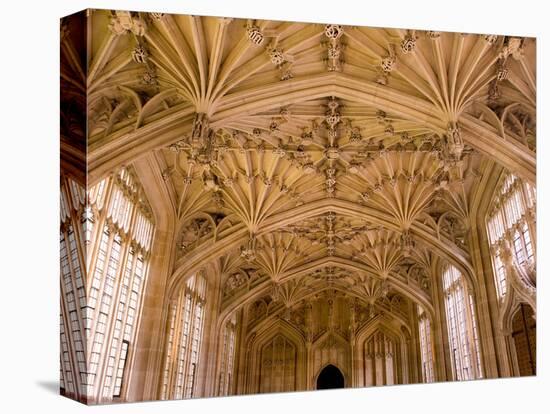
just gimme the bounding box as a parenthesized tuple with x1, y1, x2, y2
(501, 37, 524, 60)
(301, 130, 314, 145)
(224, 272, 248, 294)
(324, 24, 344, 40)
(268, 47, 285, 65)
(192, 113, 209, 141)
(109, 11, 147, 36)
(381, 55, 397, 73)
(241, 233, 257, 262)
(142, 67, 158, 85)
(325, 168, 337, 196)
(131, 45, 148, 64)
(496, 58, 509, 81)
(349, 127, 362, 143)
(324, 146, 341, 160)
(400, 230, 415, 257)
(400, 35, 417, 54)
(324, 97, 341, 129)
(247, 25, 264, 46)
(150, 12, 165, 21)
(426, 30, 441, 39)
(484, 34, 498, 44)
(444, 121, 464, 160)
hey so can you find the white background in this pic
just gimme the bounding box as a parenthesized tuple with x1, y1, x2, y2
(0, 0, 547, 412)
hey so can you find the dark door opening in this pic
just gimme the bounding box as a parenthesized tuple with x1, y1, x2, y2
(316, 364, 345, 389)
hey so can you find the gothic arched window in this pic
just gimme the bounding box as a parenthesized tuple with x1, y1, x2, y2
(487, 173, 536, 299)
(161, 273, 207, 400)
(60, 176, 87, 399)
(60, 167, 155, 403)
(442, 265, 483, 381)
(417, 305, 435, 383)
(218, 314, 238, 396)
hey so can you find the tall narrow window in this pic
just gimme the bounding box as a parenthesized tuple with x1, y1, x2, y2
(90, 168, 155, 402)
(161, 273, 207, 400)
(442, 265, 483, 381)
(417, 306, 435, 383)
(218, 314, 238, 396)
(60, 167, 155, 403)
(487, 173, 536, 299)
(60, 176, 87, 399)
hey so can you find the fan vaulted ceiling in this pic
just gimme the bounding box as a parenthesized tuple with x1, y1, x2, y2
(76, 10, 536, 326)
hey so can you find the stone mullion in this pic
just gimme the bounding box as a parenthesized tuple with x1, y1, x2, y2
(414, 311, 424, 382)
(216, 324, 228, 396)
(223, 325, 234, 395)
(465, 286, 482, 379)
(190, 293, 208, 398)
(210, 294, 226, 397)
(456, 282, 472, 379)
(402, 336, 410, 384)
(193, 295, 208, 397)
(428, 317, 437, 381)
(178, 288, 196, 398)
(409, 302, 421, 383)
(167, 292, 186, 399)
(182, 290, 199, 397)
(448, 284, 464, 380)
(235, 308, 250, 395)
(195, 271, 220, 398)
(429, 261, 448, 382)
(227, 324, 237, 394)
(160, 298, 178, 399)
(230, 310, 243, 395)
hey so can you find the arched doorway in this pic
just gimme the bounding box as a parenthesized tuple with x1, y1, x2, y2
(511, 304, 536, 376)
(316, 365, 345, 389)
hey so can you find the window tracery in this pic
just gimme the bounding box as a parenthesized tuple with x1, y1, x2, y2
(218, 314, 238, 396)
(60, 177, 88, 398)
(61, 10, 539, 401)
(259, 335, 297, 393)
(363, 330, 398, 386)
(442, 265, 483, 381)
(487, 173, 536, 300)
(417, 306, 435, 383)
(60, 167, 154, 402)
(161, 273, 207, 400)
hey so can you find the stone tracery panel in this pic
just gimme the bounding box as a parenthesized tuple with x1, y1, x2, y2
(258, 334, 298, 393)
(362, 329, 401, 386)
